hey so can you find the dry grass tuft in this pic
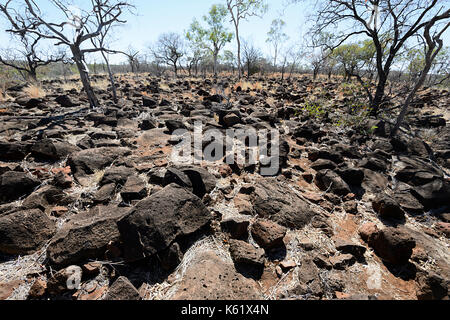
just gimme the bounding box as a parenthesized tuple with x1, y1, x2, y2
(234, 81, 263, 91)
(60, 81, 82, 92)
(92, 79, 109, 90)
(22, 84, 46, 99)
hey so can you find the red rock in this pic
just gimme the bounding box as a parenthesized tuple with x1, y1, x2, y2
(28, 278, 47, 298)
(329, 254, 356, 270)
(78, 286, 108, 300)
(50, 206, 68, 217)
(51, 166, 71, 175)
(234, 195, 253, 216)
(335, 291, 351, 299)
(280, 260, 297, 270)
(251, 219, 287, 249)
(0, 280, 23, 300)
(435, 222, 450, 238)
(359, 222, 379, 242)
(302, 192, 322, 203)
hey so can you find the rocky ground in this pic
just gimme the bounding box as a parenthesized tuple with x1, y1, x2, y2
(0, 74, 449, 300)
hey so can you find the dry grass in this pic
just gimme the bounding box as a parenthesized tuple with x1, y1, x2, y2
(22, 84, 47, 99)
(234, 80, 263, 91)
(92, 79, 110, 90)
(140, 236, 231, 300)
(60, 81, 82, 92)
(0, 87, 6, 103)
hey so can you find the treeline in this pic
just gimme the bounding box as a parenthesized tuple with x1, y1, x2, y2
(0, 0, 449, 134)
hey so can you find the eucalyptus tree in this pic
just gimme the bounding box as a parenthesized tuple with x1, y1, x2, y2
(266, 18, 289, 69)
(186, 4, 233, 79)
(226, 0, 267, 79)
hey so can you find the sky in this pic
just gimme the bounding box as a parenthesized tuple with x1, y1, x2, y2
(0, 0, 310, 64)
(0, 0, 448, 65)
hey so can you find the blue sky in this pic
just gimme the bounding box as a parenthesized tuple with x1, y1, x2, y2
(0, 0, 310, 64)
(0, 0, 448, 65)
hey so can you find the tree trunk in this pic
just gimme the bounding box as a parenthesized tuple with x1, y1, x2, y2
(236, 26, 241, 80)
(370, 74, 387, 115)
(71, 46, 99, 109)
(213, 51, 218, 80)
(101, 50, 117, 103)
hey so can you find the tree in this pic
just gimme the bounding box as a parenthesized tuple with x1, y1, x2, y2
(303, 0, 450, 115)
(0, 0, 133, 108)
(124, 47, 140, 73)
(0, 1, 67, 82)
(222, 50, 236, 74)
(242, 39, 262, 78)
(266, 18, 289, 69)
(392, 18, 449, 136)
(226, 0, 267, 79)
(89, 0, 131, 103)
(152, 32, 185, 77)
(186, 4, 233, 79)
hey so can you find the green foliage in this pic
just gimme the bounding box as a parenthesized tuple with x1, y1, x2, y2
(186, 4, 233, 56)
(330, 40, 375, 79)
(266, 18, 288, 45)
(298, 101, 326, 119)
(334, 101, 375, 135)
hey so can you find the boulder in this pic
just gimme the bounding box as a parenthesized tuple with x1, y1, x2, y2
(0, 141, 32, 161)
(117, 184, 212, 262)
(103, 276, 141, 300)
(68, 147, 131, 185)
(314, 169, 351, 196)
(369, 227, 416, 265)
(31, 139, 80, 161)
(372, 194, 406, 221)
(334, 239, 366, 261)
(0, 171, 40, 203)
(47, 206, 128, 266)
(171, 251, 262, 300)
(0, 209, 55, 255)
(415, 270, 449, 300)
(120, 175, 147, 202)
(228, 239, 265, 268)
(220, 216, 250, 240)
(251, 178, 319, 229)
(250, 219, 287, 250)
(99, 166, 135, 187)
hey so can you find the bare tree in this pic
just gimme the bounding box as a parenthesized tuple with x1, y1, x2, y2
(89, 0, 132, 103)
(124, 46, 140, 73)
(152, 32, 185, 77)
(392, 17, 450, 136)
(242, 39, 262, 78)
(0, 1, 67, 82)
(1, 0, 132, 108)
(226, 0, 267, 79)
(303, 0, 450, 115)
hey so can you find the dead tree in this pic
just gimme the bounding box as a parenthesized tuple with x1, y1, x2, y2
(304, 0, 450, 115)
(152, 33, 185, 77)
(0, 2, 67, 82)
(89, 0, 129, 103)
(1, 0, 132, 109)
(392, 18, 449, 137)
(124, 47, 140, 73)
(242, 39, 262, 79)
